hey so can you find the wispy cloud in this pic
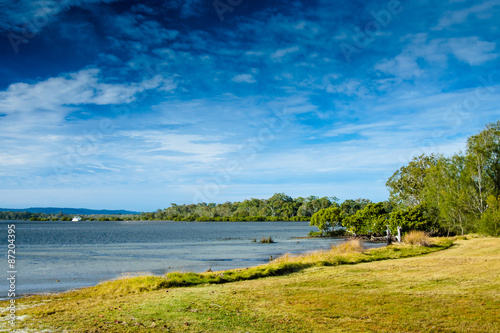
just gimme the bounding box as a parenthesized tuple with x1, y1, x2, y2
(0, 69, 166, 115)
(435, 0, 500, 29)
(271, 46, 300, 61)
(232, 74, 257, 83)
(448, 37, 498, 65)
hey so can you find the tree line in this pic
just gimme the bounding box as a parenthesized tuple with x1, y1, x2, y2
(310, 121, 500, 237)
(139, 194, 369, 221)
(0, 211, 137, 221)
(0, 194, 373, 222)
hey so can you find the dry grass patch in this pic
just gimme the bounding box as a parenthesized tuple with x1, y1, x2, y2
(273, 239, 365, 266)
(403, 230, 431, 246)
(334, 238, 365, 253)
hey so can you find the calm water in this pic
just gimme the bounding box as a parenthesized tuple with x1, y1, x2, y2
(1, 220, 382, 298)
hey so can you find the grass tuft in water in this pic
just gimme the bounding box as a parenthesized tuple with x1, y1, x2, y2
(260, 236, 274, 243)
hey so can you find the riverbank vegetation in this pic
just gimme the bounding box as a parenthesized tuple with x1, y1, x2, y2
(310, 121, 500, 237)
(0, 194, 372, 222)
(0, 194, 356, 222)
(3, 237, 499, 332)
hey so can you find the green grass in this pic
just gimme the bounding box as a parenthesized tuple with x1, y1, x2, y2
(34, 238, 452, 296)
(2, 237, 499, 332)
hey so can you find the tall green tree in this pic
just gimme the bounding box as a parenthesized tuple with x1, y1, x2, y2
(466, 120, 500, 213)
(423, 155, 476, 235)
(479, 195, 500, 236)
(298, 196, 337, 217)
(386, 154, 438, 208)
(340, 198, 372, 216)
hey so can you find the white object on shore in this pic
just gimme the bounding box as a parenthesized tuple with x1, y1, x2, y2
(397, 226, 402, 242)
(72, 216, 82, 222)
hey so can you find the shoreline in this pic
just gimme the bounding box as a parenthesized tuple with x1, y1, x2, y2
(1, 237, 469, 333)
(3, 237, 387, 300)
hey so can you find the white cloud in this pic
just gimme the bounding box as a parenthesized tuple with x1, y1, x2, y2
(232, 74, 257, 83)
(0, 68, 166, 115)
(128, 131, 239, 161)
(435, 0, 500, 29)
(267, 95, 318, 115)
(374, 34, 498, 79)
(271, 46, 300, 61)
(324, 121, 397, 137)
(326, 79, 370, 97)
(375, 54, 424, 79)
(401, 34, 449, 66)
(448, 37, 498, 65)
(245, 51, 264, 57)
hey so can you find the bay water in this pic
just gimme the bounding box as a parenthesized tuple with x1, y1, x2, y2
(1, 220, 382, 298)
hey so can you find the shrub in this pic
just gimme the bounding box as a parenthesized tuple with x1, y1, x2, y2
(403, 230, 431, 247)
(308, 230, 323, 237)
(389, 204, 436, 234)
(342, 203, 389, 234)
(310, 207, 343, 234)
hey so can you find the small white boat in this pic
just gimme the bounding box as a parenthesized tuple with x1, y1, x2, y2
(72, 216, 82, 222)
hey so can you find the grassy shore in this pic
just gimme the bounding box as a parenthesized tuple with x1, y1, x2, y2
(2, 237, 499, 332)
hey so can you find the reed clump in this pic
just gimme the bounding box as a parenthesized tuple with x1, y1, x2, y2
(260, 237, 274, 243)
(403, 230, 432, 247)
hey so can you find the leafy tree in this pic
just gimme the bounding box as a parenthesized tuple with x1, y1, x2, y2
(265, 193, 293, 216)
(340, 198, 372, 216)
(466, 120, 500, 213)
(310, 207, 343, 235)
(389, 204, 436, 234)
(479, 195, 500, 236)
(386, 154, 439, 207)
(298, 195, 337, 217)
(417, 121, 500, 235)
(424, 155, 475, 235)
(342, 202, 389, 234)
(341, 213, 364, 235)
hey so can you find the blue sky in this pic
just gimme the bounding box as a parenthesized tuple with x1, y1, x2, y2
(0, 0, 499, 211)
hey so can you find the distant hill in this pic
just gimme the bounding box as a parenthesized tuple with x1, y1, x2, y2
(0, 207, 141, 215)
